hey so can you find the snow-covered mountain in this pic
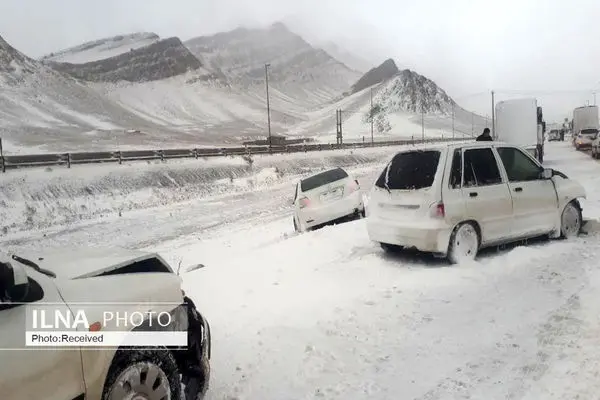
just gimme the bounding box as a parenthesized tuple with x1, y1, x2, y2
(0, 24, 487, 153)
(284, 58, 489, 141)
(0, 34, 162, 152)
(40, 33, 160, 64)
(351, 58, 400, 94)
(184, 22, 361, 106)
(46, 37, 206, 83)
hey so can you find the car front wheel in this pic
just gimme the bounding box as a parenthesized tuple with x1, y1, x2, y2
(560, 201, 582, 238)
(448, 222, 480, 264)
(102, 349, 181, 400)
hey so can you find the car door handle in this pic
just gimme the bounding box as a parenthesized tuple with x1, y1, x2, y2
(469, 192, 478, 197)
(514, 187, 523, 192)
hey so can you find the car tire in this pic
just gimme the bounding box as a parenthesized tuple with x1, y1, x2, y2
(560, 201, 582, 239)
(447, 222, 480, 264)
(102, 348, 181, 400)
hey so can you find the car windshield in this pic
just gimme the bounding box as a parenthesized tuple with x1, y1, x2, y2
(581, 129, 598, 135)
(300, 168, 348, 192)
(375, 150, 440, 190)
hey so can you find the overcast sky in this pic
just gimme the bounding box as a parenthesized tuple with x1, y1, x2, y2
(1, 0, 599, 120)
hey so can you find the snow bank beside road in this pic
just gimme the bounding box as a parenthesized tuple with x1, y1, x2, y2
(0, 146, 398, 234)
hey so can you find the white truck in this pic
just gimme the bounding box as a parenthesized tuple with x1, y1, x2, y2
(572, 105, 599, 150)
(495, 98, 546, 163)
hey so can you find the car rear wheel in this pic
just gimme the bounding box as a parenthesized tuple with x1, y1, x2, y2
(448, 222, 480, 264)
(102, 349, 181, 400)
(560, 201, 582, 239)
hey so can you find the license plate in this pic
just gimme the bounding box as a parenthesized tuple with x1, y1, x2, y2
(320, 187, 344, 202)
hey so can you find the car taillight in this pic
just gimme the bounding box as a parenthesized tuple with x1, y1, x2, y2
(299, 197, 310, 208)
(430, 202, 445, 218)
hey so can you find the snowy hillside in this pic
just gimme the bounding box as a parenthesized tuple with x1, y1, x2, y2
(184, 22, 361, 106)
(46, 37, 204, 83)
(285, 59, 489, 141)
(0, 34, 162, 152)
(40, 32, 160, 64)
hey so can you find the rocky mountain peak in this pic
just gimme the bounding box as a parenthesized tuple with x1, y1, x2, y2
(350, 58, 399, 94)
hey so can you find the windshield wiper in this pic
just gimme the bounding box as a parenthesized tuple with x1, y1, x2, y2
(11, 255, 56, 278)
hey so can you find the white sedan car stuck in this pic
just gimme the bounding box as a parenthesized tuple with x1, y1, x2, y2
(293, 167, 365, 232)
(367, 142, 586, 263)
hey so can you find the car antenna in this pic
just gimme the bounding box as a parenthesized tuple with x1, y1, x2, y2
(11, 254, 56, 278)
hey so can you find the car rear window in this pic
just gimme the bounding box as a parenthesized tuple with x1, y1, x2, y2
(375, 150, 441, 190)
(301, 168, 348, 192)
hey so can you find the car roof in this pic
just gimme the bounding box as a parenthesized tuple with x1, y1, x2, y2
(10, 246, 172, 280)
(391, 140, 518, 155)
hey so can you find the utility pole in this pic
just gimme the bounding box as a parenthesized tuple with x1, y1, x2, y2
(370, 88, 374, 145)
(594, 91, 597, 106)
(491, 90, 496, 139)
(451, 102, 455, 139)
(265, 63, 272, 152)
(421, 103, 425, 140)
(335, 109, 343, 145)
(471, 112, 474, 137)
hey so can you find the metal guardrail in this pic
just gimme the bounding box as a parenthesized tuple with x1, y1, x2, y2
(0, 137, 470, 172)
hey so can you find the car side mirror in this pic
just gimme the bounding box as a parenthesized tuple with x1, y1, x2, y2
(541, 168, 553, 180)
(0, 261, 30, 302)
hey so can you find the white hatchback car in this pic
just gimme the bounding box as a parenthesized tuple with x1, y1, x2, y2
(367, 142, 586, 263)
(293, 167, 365, 232)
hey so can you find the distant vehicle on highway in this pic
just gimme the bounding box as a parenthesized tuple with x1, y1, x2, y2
(572, 106, 599, 150)
(292, 167, 365, 232)
(574, 128, 598, 150)
(548, 129, 561, 141)
(367, 142, 586, 264)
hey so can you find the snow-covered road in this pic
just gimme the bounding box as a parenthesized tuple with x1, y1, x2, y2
(3, 141, 600, 399)
(170, 142, 600, 399)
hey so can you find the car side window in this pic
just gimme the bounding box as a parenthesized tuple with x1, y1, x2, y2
(449, 149, 462, 189)
(463, 148, 502, 188)
(497, 147, 541, 182)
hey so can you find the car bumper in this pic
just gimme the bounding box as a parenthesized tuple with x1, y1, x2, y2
(298, 191, 363, 228)
(367, 217, 452, 254)
(179, 303, 211, 399)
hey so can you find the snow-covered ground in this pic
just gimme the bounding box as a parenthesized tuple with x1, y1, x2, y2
(0, 145, 403, 235)
(2, 141, 600, 399)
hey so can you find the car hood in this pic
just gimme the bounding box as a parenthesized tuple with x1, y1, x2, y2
(12, 247, 171, 280)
